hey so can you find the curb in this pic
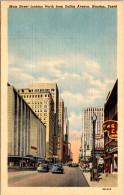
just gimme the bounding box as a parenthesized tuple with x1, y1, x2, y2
(79, 166, 90, 187)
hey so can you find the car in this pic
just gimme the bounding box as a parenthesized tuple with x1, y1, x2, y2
(52, 164, 64, 174)
(68, 163, 72, 167)
(48, 163, 54, 171)
(37, 163, 49, 172)
(71, 163, 79, 167)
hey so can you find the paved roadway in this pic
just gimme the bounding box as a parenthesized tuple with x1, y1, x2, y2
(8, 166, 89, 187)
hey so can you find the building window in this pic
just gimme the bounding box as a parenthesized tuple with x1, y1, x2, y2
(51, 89, 54, 91)
(35, 95, 37, 98)
(32, 95, 34, 98)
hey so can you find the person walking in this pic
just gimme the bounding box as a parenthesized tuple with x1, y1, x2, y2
(105, 163, 109, 176)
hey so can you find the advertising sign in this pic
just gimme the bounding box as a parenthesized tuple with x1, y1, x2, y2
(31, 146, 37, 150)
(95, 134, 103, 140)
(102, 120, 117, 139)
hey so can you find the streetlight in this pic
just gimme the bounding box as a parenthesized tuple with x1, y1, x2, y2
(22, 149, 24, 169)
(91, 112, 97, 181)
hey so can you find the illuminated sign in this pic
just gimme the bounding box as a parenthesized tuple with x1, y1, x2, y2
(95, 134, 103, 140)
(102, 120, 117, 139)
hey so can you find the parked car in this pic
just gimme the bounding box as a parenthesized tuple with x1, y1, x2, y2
(52, 164, 64, 174)
(48, 163, 54, 171)
(37, 163, 49, 172)
(68, 163, 72, 167)
(71, 163, 79, 167)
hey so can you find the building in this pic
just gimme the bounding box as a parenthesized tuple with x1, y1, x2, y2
(82, 107, 104, 159)
(63, 107, 69, 162)
(28, 83, 59, 155)
(68, 142, 73, 162)
(103, 79, 118, 172)
(57, 99, 64, 161)
(17, 88, 54, 160)
(79, 133, 83, 162)
(8, 84, 46, 166)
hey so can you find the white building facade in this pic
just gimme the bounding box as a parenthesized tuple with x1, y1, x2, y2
(82, 107, 104, 158)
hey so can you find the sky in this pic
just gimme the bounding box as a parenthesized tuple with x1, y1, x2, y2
(8, 8, 117, 162)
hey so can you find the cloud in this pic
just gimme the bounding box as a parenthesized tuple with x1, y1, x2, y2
(84, 59, 101, 72)
(69, 129, 82, 141)
(9, 67, 34, 87)
(61, 91, 85, 113)
(68, 113, 82, 131)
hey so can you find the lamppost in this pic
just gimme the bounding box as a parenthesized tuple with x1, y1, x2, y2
(35, 152, 37, 167)
(22, 149, 24, 169)
(91, 112, 97, 181)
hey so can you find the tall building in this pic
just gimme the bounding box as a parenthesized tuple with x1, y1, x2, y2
(8, 84, 46, 166)
(17, 88, 54, 159)
(63, 107, 69, 162)
(79, 133, 83, 162)
(57, 99, 64, 161)
(28, 83, 59, 155)
(68, 142, 73, 162)
(82, 107, 104, 159)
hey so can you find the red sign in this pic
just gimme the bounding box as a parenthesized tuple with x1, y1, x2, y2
(102, 120, 117, 139)
(31, 146, 37, 150)
(95, 134, 103, 140)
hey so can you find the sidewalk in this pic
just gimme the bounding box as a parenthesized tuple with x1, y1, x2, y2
(80, 167, 118, 187)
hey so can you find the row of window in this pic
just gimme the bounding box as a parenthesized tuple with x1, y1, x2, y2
(18, 88, 55, 93)
(86, 108, 104, 112)
(32, 105, 48, 108)
(27, 100, 48, 104)
(22, 94, 50, 99)
(32, 109, 48, 112)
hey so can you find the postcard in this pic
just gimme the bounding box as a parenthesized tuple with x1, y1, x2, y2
(1, 1, 124, 195)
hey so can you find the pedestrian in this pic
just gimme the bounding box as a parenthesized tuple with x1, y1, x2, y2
(94, 164, 99, 182)
(105, 163, 109, 176)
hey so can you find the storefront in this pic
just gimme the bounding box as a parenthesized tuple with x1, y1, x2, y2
(102, 120, 118, 173)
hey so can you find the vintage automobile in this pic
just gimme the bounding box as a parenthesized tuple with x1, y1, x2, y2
(37, 163, 49, 172)
(71, 163, 79, 167)
(48, 163, 54, 171)
(52, 164, 64, 174)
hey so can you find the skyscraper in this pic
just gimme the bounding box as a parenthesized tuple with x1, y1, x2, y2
(64, 107, 69, 162)
(28, 83, 59, 155)
(57, 99, 64, 161)
(82, 107, 104, 159)
(17, 88, 54, 159)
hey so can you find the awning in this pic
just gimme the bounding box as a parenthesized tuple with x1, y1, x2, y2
(104, 155, 112, 160)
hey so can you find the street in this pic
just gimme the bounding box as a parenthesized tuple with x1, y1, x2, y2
(8, 166, 89, 187)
